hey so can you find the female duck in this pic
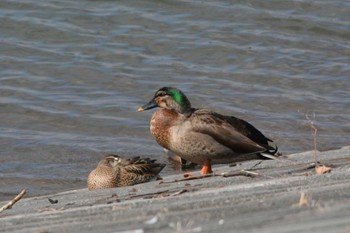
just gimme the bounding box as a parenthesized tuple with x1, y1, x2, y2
(138, 87, 278, 175)
(87, 155, 165, 190)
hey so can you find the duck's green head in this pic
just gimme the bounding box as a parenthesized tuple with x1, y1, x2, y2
(138, 87, 192, 115)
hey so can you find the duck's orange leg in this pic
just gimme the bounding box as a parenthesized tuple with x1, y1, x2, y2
(200, 160, 213, 175)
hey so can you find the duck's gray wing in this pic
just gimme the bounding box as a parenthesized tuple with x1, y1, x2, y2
(190, 109, 266, 154)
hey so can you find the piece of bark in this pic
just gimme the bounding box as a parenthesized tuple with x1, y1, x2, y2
(0, 189, 26, 213)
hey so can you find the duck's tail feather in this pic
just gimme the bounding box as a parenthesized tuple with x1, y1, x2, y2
(258, 144, 296, 161)
(259, 152, 280, 160)
(258, 144, 282, 160)
(267, 144, 278, 155)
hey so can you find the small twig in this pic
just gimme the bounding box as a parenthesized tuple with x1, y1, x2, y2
(127, 190, 170, 199)
(249, 160, 263, 170)
(305, 113, 318, 163)
(37, 207, 65, 213)
(216, 170, 260, 178)
(304, 113, 333, 174)
(298, 192, 310, 207)
(304, 162, 318, 170)
(0, 189, 26, 213)
(170, 189, 188, 197)
(159, 174, 214, 184)
(160, 169, 264, 184)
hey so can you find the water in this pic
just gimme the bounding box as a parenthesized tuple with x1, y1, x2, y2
(0, 0, 349, 201)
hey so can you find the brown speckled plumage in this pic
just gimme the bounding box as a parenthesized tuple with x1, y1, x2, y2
(138, 87, 279, 175)
(87, 155, 165, 190)
(150, 109, 178, 149)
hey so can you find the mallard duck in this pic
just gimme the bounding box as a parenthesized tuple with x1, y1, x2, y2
(138, 87, 279, 175)
(87, 154, 165, 190)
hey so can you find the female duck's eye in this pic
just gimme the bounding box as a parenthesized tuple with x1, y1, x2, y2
(108, 157, 120, 166)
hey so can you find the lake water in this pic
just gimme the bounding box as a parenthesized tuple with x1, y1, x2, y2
(0, 0, 349, 201)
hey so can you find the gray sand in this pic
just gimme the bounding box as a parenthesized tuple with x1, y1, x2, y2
(1, 146, 350, 233)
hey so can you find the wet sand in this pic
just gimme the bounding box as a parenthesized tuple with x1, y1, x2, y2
(1, 146, 350, 233)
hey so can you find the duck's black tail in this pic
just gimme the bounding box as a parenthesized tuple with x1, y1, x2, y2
(258, 140, 281, 160)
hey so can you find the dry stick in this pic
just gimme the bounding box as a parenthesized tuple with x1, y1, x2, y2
(217, 170, 260, 178)
(124, 190, 173, 200)
(0, 189, 26, 213)
(170, 189, 189, 197)
(160, 170, 263, 184)
(159, 174, 214, 184)
(305, 113, 333, 175)
(305, 113, 318, 163)
(298, 192, 310, 207)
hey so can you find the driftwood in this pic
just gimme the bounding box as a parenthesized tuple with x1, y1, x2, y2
(103, 188, 194, 204)
(217, 170, 260, 178)
(0, 189, 26, 213)
(159, 174, 214, 184)
(160, 170, 261, 184)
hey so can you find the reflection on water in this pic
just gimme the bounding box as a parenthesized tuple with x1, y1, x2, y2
(0, 0, 349, 200)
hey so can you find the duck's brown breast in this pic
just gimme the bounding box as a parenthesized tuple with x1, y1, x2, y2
(150, 109, 178, 149)
(87, 166, 120, 190)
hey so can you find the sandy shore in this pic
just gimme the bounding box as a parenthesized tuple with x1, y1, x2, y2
(1, 146, 350, 233)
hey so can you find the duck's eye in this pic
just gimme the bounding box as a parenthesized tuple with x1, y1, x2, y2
(106, 155, 120, 163)
(157, 91, 167, 97)
(113, 157, 120, 162)
(107, 156, 121, 166)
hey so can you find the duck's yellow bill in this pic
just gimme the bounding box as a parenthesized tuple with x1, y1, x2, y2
(137, 107, 145, 112)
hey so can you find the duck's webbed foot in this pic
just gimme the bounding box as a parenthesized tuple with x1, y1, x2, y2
(200, 160, 213, 175)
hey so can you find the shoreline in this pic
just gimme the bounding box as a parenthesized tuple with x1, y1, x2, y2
(1, 146, 350, 233)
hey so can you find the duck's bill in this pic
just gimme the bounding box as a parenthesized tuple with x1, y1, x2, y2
(138, 100, 158, 112)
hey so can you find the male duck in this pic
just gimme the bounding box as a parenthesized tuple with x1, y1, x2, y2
(138, 87, 279, 175)
(87, 155, 165, 190)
